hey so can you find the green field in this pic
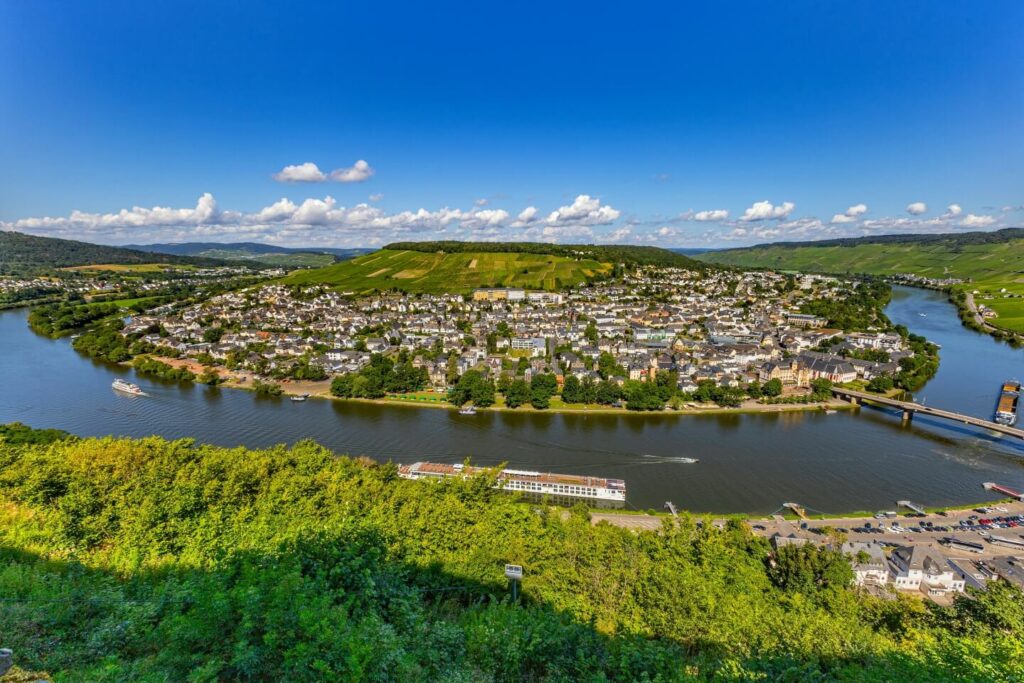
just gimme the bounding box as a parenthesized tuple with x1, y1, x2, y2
(278, 249, 613, 293)
(698, 238, 1024, 333)
(63, 262, 198, 273)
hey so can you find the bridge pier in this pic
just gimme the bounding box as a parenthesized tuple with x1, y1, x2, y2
(848, 395, 859, 406)
(902, 408, 913, 423)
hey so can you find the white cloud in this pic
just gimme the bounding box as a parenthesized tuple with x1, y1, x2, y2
(368, 193, 383, 202)
(831, 203, 868, 223)
(273, 162, 327, 183)
(946, 203, 962, 216)
(545, 194, 621, 226)
(906, 202, 927, 215)
(329, 160, 375, 183)
(474, 198, 488, 207)
(605, 227, 631, 242)
(693, 209, 729, 222)
(656, 226, 676, 237)
(273, 160, 375, 183)
(962, 213, 995, 227)
(740, 200, 795, 221)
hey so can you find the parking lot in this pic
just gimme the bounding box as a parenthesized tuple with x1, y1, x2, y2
(750, 500, 1024, 560)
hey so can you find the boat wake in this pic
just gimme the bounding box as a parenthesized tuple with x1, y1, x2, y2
(639, 454, 699, 464)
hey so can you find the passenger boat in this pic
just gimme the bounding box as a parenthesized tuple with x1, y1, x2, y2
(290, 393, 310, 402)
(397, 461, 626, 503)
(993, 380, 1020, 426)
(111, 379, 146, 396)
(458, 406, 477, 415)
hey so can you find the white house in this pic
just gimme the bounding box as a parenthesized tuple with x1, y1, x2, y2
(889, 546, 965, 597)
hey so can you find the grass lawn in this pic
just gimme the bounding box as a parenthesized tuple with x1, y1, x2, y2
(278, 249, 613, 294)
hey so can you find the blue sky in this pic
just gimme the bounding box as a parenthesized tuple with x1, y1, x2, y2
(1, 1, 1021, 248)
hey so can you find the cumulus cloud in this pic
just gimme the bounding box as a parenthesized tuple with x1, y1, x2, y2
(545, 195, 620, 227)
(740, 200, 795, 221)
(906, 202, 927, 215)
(273, 162, 327, 183)
(368, 193, 383, 202)
(830, 203, 868, 223)
(693, 209, 729, 222)
(962, 213, 995, 227)
(330, 160, 375, 183)
(273, 160, 374, 183)
(946, 203, 962, 216)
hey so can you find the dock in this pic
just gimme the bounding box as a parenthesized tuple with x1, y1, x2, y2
(983, 482, 1024, 501)
(897, 499, 927, 515)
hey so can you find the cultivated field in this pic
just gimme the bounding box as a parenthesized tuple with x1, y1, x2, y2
(62, 263, 197, 273)
(278, 249, 613, 293)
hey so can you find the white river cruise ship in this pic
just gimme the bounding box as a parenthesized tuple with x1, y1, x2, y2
(397, 461, 626, 504)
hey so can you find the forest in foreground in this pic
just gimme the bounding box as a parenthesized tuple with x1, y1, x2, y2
(0, 426, 1021, 682)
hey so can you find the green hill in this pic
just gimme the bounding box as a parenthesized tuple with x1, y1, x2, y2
(0, 231, 234, 276)
(278, 247, 615, 293)
(2, 428, 1022, 681)
(697, 229, 1024, 333)
(386, 240, 707, 269)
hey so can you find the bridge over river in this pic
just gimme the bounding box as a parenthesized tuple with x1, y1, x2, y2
(832, 387, 1024, 440)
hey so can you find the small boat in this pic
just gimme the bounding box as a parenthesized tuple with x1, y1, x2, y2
(676, 457, 699, 464)
(824, 409, 838, 415)
(290, 393, 310, 402)
(112, 379, 146, 396)
(458, 406, 477, 415)
(919, 313, 927, 317)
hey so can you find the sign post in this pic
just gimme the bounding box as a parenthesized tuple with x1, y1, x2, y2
(504, 563, 523, 602)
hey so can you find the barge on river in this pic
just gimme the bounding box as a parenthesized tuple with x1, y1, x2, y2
(397, 461, 626, 505)
(994, 381, 1020, 426)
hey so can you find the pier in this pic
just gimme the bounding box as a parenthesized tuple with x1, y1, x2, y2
(832, 387, 1024, 440)
(984, 482, 1024, 500)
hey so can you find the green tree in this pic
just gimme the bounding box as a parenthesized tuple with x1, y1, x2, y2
(504, 378, 530, 408)
(763, 378, 784, 397)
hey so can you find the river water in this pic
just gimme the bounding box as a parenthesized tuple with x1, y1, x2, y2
(0, 286, 1021, 513)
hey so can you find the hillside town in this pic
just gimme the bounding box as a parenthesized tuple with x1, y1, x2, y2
(114, 266, 918, 402)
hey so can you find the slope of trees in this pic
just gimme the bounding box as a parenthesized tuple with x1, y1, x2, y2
(0, 428, 1022, 681)
(0, 230, 235, 276)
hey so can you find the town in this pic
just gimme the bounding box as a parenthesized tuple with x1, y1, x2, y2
(104, 265, 928, 410)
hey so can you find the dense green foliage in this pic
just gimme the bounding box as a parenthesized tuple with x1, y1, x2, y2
(252, 379, 284, 396)
(132, 356, 196, 382)
(0, 422, 70, 445)
(1, 429, 1023, 681)
(447, 369, 496, 407)
(0, 230, 231, 276)
(385, 241, 709, 270)
(28, 301, 121, 337)
(330, 354, 429, 399)
(799, 280, 892, 331)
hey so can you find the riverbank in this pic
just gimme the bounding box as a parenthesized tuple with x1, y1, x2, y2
(146, 355, 855, 417)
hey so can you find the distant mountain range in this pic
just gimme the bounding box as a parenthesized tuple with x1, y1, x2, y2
(125, 242, 372, 259)
(122, 242, 373, 268)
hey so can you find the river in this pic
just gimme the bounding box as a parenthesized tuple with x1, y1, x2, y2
(0, 285, 1021, 513)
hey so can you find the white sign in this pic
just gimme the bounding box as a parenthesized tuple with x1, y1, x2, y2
(504, 564, 523, 580)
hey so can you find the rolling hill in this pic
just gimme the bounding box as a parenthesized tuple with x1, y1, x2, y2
(697, 228, 1024, 333)
(278, 248, 615, 294)
(124, 241, 372, 268)
(0, 231, 233, 276)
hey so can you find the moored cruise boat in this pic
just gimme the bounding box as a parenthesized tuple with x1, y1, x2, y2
(397, 461, 626, 504)
(111, 379, 146, 396)
(993, 380, 1020, 426)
